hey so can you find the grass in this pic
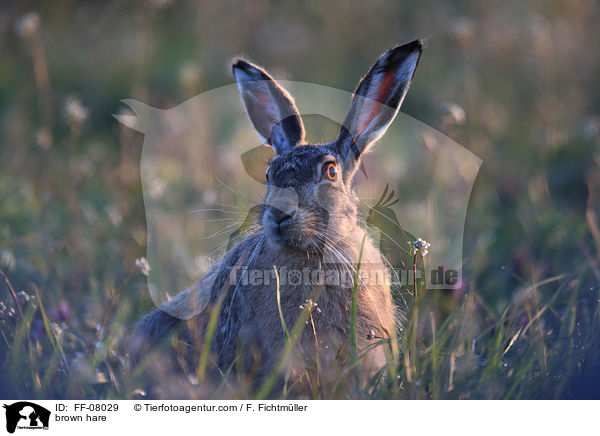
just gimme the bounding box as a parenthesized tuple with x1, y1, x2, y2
(349, 232, 367, 366)
(1, 237, 599, 399)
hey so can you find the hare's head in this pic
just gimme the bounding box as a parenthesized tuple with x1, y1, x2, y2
(233, 40, 422, 251)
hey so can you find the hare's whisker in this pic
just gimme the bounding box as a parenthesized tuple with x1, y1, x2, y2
(192, 217, 239, 223)
(214, 176, 257, 204)
(313, 234, 357, 279)
(188, 208, 238, 215)
(205, 228, 261, 258)
(224, 236, 265, 330)
(216, 202, 242, 209)
(197, 221, 244, 240)
(356, 214, 410, 254)
(358, 198, 414, 242)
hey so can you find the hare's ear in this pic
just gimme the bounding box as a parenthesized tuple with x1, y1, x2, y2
(337, 40, 422, 180)
(233, 59, 304, 154)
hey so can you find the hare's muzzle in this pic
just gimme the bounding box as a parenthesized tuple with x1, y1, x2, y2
(267, 206, 295, 227)
(263, 186, 304, 247)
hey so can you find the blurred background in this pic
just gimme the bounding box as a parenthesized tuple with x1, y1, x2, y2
(0, 0, 599, 398)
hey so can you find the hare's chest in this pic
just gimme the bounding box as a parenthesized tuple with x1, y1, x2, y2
(240, 281, 350, 339)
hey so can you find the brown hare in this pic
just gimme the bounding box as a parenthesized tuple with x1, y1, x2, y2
(133, 40, 423, 395)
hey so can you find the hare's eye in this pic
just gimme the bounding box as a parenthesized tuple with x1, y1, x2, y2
(324, 162, 338, 181)
(266, 166, 270, 181)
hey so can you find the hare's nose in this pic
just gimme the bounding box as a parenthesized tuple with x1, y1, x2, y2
(269, 207, 295, 226)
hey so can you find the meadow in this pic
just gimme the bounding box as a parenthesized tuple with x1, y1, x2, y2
(1, 0, 599, 399)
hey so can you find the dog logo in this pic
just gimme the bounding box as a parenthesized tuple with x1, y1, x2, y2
(3, 402, 50, 433)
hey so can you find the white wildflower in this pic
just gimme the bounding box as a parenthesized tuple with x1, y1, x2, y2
(178, 62, 201, 90)
(440, 102, 466, 126)
(0, 250, 16, 269)
(135, 257, 151, 276)
(106, 204, 122, 226)
(51, 321, 63, 339)
(16, 291, 33, 302)
(299, 298, 319, 312)
(411, 238, 431, 257)
(148, 178, 166, 199)
(15, 12, 40, 38)
(64, 95, 90, 125)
